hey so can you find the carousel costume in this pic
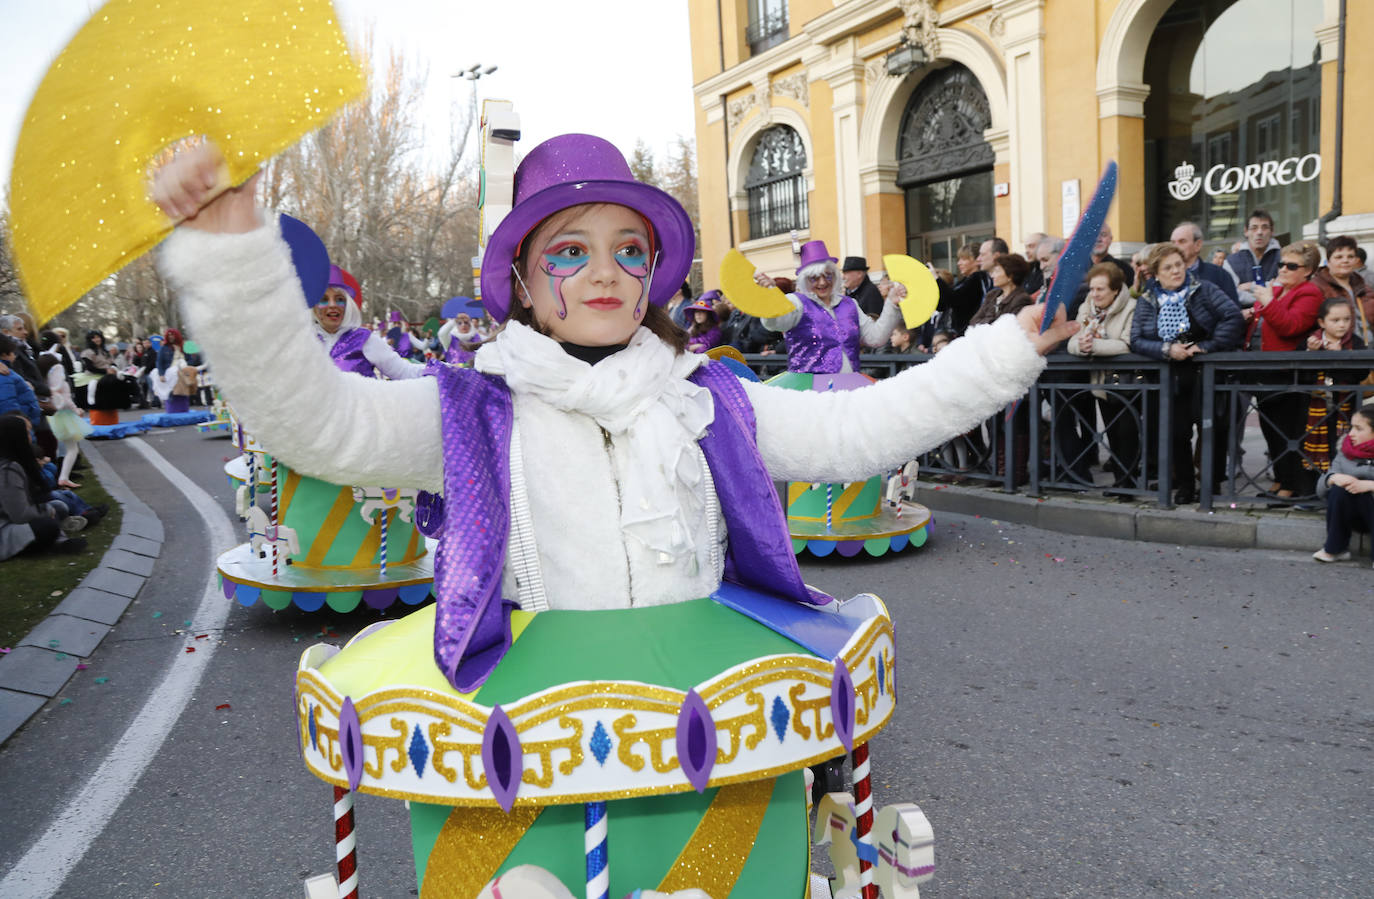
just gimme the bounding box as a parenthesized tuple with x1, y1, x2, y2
(760, 241, 934, 557)
(216, 222, 434, 615)
(161, 135, 1046, 897)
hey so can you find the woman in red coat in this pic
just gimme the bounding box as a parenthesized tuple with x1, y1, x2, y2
(1251, 241, 1325, 497)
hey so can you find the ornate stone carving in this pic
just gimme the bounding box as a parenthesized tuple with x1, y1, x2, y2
(899, 0, 941, 60)
(772, 72, 809, 107)
(864, 58, 887, 84)
(965, 10, 1006, 42)
(896, 64, 994, 186)
(727, 93, 757, 129)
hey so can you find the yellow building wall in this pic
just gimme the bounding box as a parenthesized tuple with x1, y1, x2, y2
(695, 104, 731, 289)
(1042, 0, 1111, 240)
(689, 0, 724, 84)
(805, 77, 839, 258)
(1321, 11, 1374, 218)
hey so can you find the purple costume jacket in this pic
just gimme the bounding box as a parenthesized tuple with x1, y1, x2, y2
(417, 359, 830, 692)
(785, 294, 863, 373)
(323, 328, 376, 378)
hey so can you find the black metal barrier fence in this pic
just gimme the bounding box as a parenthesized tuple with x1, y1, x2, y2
(740, 350, 1374, 511)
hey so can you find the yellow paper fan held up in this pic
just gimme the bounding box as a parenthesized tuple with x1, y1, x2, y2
(883, 254, 941, 329)
(8, 0, 366, 323)
(718, 248, 795, 319)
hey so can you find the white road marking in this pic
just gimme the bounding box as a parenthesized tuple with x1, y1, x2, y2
(0, 437, 238, 898)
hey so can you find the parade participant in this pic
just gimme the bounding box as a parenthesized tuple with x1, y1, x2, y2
(439, 307, 485, 366)
(684, 299, 722, 353)
(756, 240, 902, 373)
(38, 355, 92, 489)
(153, 132, 1071, 897)
(314, 265, 424, 379)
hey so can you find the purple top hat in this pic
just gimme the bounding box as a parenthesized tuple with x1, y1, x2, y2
(479, 134, 696, 322)
(698, 289, 722, 304)
(327, 264, 357, 300)
(684, 300, 717, 317)
(795, 240, 838, 275)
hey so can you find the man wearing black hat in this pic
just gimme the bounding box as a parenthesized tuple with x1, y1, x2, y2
(842, 256, 886, 319)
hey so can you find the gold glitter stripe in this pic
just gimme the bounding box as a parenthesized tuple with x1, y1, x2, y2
(419, 805, 541, 897)
(787, 482, 810, 506)
(299, 487, 356, 568)
(350, 508, 386, 567)
(657, 778, 774, 895)
(278, 467, 301, 516)
(401, 524, 423, 564)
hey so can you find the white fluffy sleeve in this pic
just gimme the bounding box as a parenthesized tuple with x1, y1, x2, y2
(742, 315, 1046, 481)
(362, 332, 425, 380)
(158, 218, 444, 492)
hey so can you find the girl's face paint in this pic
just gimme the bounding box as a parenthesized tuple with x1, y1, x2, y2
(520, 204, 654, 346)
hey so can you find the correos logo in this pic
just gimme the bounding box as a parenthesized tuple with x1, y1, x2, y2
(1167, 154, 1321, 200)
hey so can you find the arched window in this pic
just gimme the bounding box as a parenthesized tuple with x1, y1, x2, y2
(744, 126, 809, 240)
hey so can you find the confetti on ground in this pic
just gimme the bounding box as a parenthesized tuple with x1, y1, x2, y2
(195, 634, 208, 640)
(59, 698, 73, 705)
(0, 648, 8, 653)
(95, 677, 109, 684)
(184, 647, 196, 653)
(184, 620, 193, 627)
(55, 653, 67, 661)
(215, 703, 231, 711)
(48, 639, 60, 648)
(50, 590, 61, 597)
(151, 612, 163, 619)
(76, 663, 88, 670)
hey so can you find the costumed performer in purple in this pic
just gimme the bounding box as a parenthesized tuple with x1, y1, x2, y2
(151, 133, 1074, 897)
(314, 265, 424, 380)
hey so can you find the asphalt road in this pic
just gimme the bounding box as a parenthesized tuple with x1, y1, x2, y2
(0, 424, 1369, 898)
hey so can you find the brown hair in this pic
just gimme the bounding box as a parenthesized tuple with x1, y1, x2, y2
(1086, 262, 1125, 293)
(1145, 242, 1185, 275)
(992, 253, 1031, 287)
(1280, 241, 1320, 274)
(510, 203, 687, 353)
(1326, 235, 1359, 257)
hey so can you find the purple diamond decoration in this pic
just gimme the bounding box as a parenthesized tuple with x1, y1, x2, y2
(676, 689, 717, 793)
(770, 695, 789, 743)
(408, 724, 429, 778)
(589, 721, 612, 766)
(830, 658, 856, 753)
(338, 697, 365, 791)
(415, 490, 444, 537)
(482, 705, 523, 811)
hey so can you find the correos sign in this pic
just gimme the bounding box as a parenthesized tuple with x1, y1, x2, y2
(1166, 155, 1322, 201)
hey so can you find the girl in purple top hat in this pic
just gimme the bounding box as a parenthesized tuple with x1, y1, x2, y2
(684, 299, 723, 353)
(755, 240, 904, 374)
(313, 265, 424, 380)
(151, 132, 1074, 895)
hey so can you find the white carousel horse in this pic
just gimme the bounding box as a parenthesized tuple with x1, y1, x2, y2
(814, 793, 935, 898)
(244, 505, 300, 558)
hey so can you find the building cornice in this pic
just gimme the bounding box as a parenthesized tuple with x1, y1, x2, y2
(1096, 82, 1151, 119)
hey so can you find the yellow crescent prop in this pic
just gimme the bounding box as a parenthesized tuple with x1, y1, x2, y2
(883, 254, 941, 329)
(718, 248, 794, 319)
(8, 0, 366, 323)
(706, 345, 746, 364)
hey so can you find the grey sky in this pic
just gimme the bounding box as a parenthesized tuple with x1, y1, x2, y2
(0, 0, 697, 186)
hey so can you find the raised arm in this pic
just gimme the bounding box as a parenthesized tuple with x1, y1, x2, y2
(744, 314, 1051, 481)
(151, 144, 443, 491)
(362, 332, 426, 380)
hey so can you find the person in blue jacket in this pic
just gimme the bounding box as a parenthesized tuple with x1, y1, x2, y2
(0, 336, 42, 427)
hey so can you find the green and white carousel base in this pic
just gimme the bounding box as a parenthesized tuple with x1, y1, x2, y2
(789, 501, 931, 557)
(216, 542, 434, 612)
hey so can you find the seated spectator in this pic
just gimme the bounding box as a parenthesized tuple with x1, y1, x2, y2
(1064, 263, 1139, 487)
(0, 336, 42, 427)
(1301, 297, 1369, 476)
(1312, 403, 1374, 565)
(968, 253, 1033, 327)
(0, 416, 87, 559)
(1312, 235, 1373, 346)
(1130, 242, 1245, 504)
(1250, 241, 1326, 498)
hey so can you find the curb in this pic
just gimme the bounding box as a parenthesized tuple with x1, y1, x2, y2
(0, 440, 164, 745)
(909, 481, 1362, 554)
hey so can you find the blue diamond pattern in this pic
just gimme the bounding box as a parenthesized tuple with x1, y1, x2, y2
(308, 704, 318, 750)
(877, 650, 886, 696)
(589, 721, 612, 766)
(408, 724, 430, 778)
(770, 696, 789, 743)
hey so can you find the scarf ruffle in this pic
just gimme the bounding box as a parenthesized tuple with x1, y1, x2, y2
(475, 323, 713, 562)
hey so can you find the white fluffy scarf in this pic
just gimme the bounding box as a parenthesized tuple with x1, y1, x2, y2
(475, 322, 714, 562)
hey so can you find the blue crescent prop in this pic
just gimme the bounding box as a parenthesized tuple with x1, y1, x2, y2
(441, 296, 468, 318)
(1041, 161, 1118, 332)
(279, 214, 331, 307)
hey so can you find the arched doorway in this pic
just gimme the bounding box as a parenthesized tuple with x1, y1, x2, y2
(898, 64, 995, 272)
(1143, 0, 1324, 242)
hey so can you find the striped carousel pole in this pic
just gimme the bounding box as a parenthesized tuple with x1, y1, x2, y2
(378, 508, 389, 579)
(270, 456, 280, 577)
(585, 801, 609, 899)
(246, 448, 256, 510)
(825, 482, 834, 531)
(852, 742, 877, 899)
(333, 785, 359, 899)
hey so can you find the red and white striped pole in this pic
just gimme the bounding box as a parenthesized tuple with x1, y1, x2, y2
(333, 785, 359, 899)
(852, 742, 877, 899)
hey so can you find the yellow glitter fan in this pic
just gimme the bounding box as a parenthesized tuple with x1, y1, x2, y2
(8, 0, 365, 323)
(718, 248, 794, 319)
(883, 254, 941, 329)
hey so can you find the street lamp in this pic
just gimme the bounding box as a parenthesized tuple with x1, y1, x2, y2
(884, 39, 926, 77)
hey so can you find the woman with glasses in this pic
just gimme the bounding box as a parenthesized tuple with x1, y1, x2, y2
(1249, 242, 1326, 498)
(312, 265, 424, 380)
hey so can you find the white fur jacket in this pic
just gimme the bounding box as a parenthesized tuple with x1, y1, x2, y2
(159, 216, 1046, 612)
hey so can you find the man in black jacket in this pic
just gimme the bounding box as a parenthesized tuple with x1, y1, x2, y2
(842, 256, 886, 319)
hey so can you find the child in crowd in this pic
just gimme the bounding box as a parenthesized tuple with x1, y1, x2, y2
(684, 299, 722, 353)
(0, 416, 88, 559)
(1301, 297, 1370, 474)
(930, 330, 955, 354)
(1313, 403, 1374, 565)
